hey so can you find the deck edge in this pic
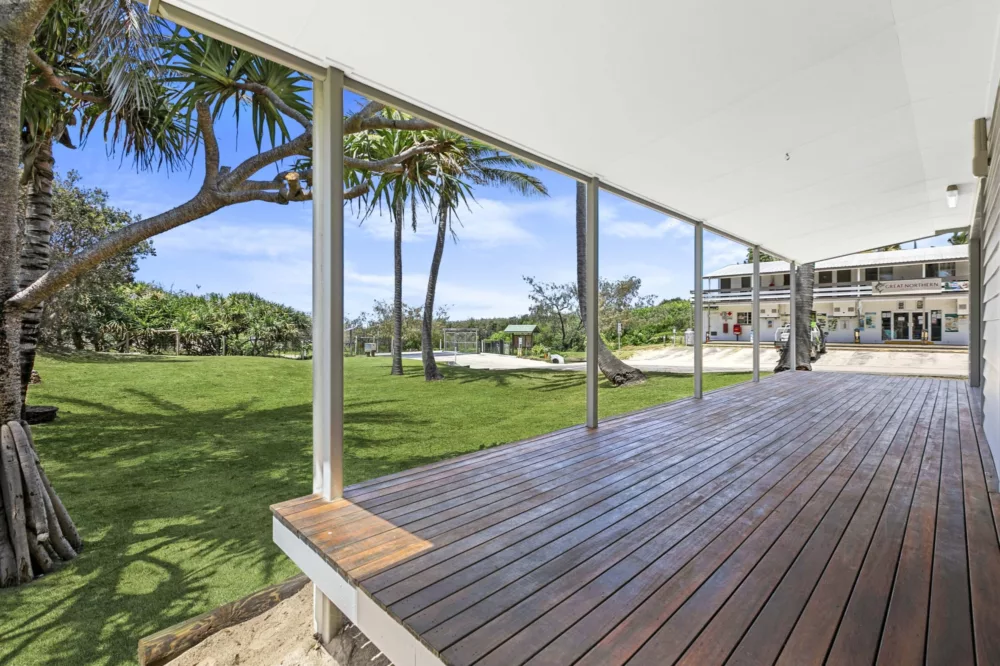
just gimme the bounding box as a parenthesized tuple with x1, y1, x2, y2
(273, 517, 446, 666)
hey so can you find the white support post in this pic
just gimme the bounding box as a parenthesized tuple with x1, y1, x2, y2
(312, 67, 345, 501)
(586, 177, 599, 428)
(311, 66, 347, 644)
(970, 236, 982, 387)
(752, 245, 760, 382)
(694, 222, 704, 398)
(789, 260, 797, 371)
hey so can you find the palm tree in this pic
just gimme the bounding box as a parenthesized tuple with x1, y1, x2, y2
(420, 133, 547, 380)
(575, 183, 647, 386)
(363, 122, 438, 375)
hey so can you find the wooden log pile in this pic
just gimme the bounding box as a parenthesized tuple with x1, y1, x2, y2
(0, 419, 81, 586)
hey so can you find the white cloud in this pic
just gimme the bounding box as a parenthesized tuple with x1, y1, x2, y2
(154, 222, 311, 258)
(343, 264, 529, 318)
(604, 218, 686, 239)
(704, 237, 749, 272)
(349, 195, 576, 248)
(599, 200, 687, 240)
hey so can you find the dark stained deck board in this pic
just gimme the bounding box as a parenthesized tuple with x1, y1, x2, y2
(272, 373, 1000, 666)
(585, 377, 924, 666)
(353, 376, 851, 589)
(374, 374, 860, 608)
(557, 376, 911, 666)
(395, 375, 871, 629)
(321, 382, 826, 562)
(286, 375, 825, 543)
(925, 382, 976, 666)
(451, 376, 906, 666)
(958, 382, 1000, 665)
(674, 379, 938, 666)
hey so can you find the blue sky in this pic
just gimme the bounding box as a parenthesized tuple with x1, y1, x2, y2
(52, 90, 950, 320)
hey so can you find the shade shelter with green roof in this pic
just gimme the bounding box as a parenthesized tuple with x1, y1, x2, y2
(503, 324, 539, 354)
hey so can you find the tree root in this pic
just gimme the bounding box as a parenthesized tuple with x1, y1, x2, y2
(0, 419, 80, 586)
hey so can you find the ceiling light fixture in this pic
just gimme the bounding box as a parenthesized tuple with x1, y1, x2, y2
(946, 184, 959, 209)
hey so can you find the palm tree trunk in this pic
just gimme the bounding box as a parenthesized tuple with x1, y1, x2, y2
(390, 196, 404, 376)
(421, 203, 448, 381)
(0, 18, 32, 426)
(18, 137, 54, 414)
(775, 261, 815, 371)
(574, 183, 646, 387)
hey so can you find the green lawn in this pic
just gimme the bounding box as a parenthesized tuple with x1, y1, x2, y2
(0, 354, 752, 665)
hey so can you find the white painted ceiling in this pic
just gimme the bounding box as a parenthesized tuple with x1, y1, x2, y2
(168, 0, 1000, 262)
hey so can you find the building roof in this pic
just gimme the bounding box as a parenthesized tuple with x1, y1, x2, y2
(504, 324, 539, 334)
(157, 1, 997, 264)
(705, 244, 969, 279)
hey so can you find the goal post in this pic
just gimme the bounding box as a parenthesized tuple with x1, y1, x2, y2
(441, 328, 479, 356)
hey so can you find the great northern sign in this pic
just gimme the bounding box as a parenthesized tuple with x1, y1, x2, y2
(871, 278, 941, 295)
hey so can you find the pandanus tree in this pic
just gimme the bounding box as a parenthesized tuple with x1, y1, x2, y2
(0, 0, 172, 586)
(420, 133, 547, 380)
(20, 0, 185, 407)
(0, 13, 443, 583)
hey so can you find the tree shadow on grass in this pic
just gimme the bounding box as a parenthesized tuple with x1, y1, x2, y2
(444, 365, 588, 393)
(40, 349, 194, 364)
(0, 390, 439, 666)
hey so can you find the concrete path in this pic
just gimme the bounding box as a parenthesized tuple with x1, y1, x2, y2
(436, 346, 968, 378)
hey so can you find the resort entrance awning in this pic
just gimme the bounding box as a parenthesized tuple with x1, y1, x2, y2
(150, 0, 998, 262)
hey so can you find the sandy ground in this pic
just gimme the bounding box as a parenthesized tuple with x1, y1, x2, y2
(443, 346, 968, 378)
(169, 584, 394, 666)
(169, 585, 336, 666)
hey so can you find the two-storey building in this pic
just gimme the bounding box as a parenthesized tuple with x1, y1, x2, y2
(702, 245, 970, 345)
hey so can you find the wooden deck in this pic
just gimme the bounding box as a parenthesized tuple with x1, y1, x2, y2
(272, 372, 1000, 666)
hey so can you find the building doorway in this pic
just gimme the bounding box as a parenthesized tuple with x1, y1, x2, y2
(912, 312, 926, 341)
(881, 311, 892, 341)
(894, 312, 910, 340)
(930, 310, 943, 342)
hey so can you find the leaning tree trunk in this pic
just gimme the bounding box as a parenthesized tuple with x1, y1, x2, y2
(775, 261, 815, 372)
(574, 183, 646, 386)
(0, 10, 79, 587)
(390, 196, 404, 376)
(421, 203, 448, 381)
(18, 137, 54, 413)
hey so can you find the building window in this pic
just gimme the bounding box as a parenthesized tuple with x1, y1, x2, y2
(818, 271, 833, 284)
(783, 273, 790, 286)
(927, 262, 956, 278)
(837, 269, 852, 283)
(720, 277, 731, 290)
(737, 312, 752, 325)
(741, 276, 752, 289)
(866, 266, 893, 281)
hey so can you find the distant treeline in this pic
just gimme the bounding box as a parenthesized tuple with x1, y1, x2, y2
(43, 282, 311, 356)
(345, 277, 695, 355)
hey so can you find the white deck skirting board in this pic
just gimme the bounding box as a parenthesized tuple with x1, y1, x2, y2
(273, 517, 445, 666)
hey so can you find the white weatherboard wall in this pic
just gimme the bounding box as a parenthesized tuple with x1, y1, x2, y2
(984, 100, 1000, 479)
